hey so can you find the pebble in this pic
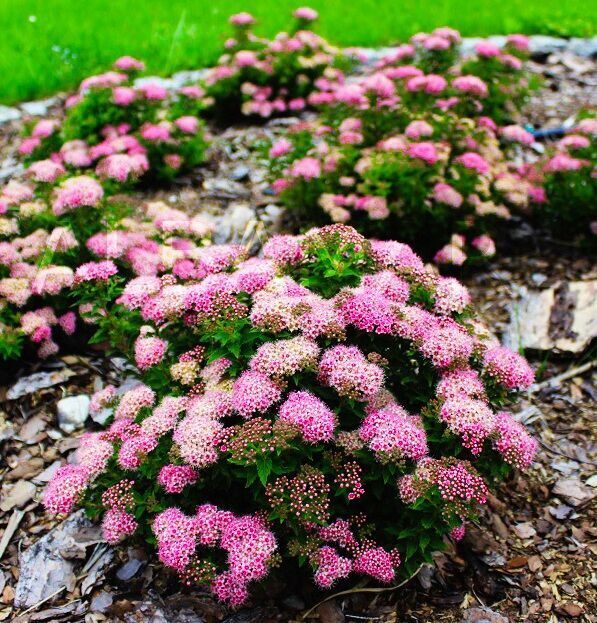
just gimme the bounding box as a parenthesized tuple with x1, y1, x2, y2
(56, 395, 90, 433)
(0, 105, 20, 125)
(90, 590, 114, 613)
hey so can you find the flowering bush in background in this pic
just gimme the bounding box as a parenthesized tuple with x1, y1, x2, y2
(19, 56, 209, 181)
(264, 111, 542, 263)
(44, 225, 537, 605)
(0, 161, 214, 359)
(202, 8, 357, 120)
(523, 117, 596, 240)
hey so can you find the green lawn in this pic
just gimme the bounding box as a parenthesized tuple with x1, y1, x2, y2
(0, 0, 594, 105)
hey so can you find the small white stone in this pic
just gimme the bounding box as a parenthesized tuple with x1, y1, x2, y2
(0, 105, 21, 125)
(56, 395, 90, 433)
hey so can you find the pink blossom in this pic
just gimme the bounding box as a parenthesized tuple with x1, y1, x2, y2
(289, 157, 321, 180)
(406, 74, 447, 94)
(102, 509, 138, 544)
(506, 34, 529, 51)
(52, 175, 104, 215)
(134, 335, 168, 369)
(278, 391, 336, 443)
(229, 12, 255, 26)
(501, 125, 534, 145)
(138, 82, 168, 100)
(455, 152, 490, 174)
(158, 465, 199, 493)
(407, 142, 439, 165)
(313, 546, 352, 588)
(471, 234, 496, 256)
(483, 345, 534, 390)
(353, 547, 396, 583)
(294, 7, 319, 20)
(32, 119, 58, 138)
(452, 75, 488, 98)
(360, 402, 428, 460)
(231, 371, 282, 418)
(74, 260, 118, 284)
(112, 86, 136, 106)
(113, 55, 145, 71)
(432, 182, 463, 207)
(174, 116, 200, 134)
(475, 41, 501, 57)
(26, 159, 65, 183)
(493, 412, 537, 469)
(405, 120, 434, 139)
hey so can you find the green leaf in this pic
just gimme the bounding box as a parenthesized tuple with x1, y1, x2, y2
(256, 456, 273, 486)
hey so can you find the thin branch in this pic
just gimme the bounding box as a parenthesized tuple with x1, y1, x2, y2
(301, 564, 424, 620)
(529, 360, 595, 394)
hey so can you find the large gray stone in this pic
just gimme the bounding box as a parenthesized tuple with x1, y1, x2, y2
(14, 511, 102, 608)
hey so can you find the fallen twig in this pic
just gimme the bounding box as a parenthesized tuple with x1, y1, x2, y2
(301, 564, 424, 620)
(529, 360, 595, 394)
(538, 439, 597, 467)
(0, 509, 24, 560)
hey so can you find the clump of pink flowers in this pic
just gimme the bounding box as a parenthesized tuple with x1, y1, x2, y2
(43, 224, 536, 605)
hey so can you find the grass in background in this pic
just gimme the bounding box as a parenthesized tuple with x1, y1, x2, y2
(0, 0, 594, 104)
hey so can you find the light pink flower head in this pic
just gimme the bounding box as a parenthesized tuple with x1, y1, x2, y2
(475, 41, 501, 57)
(52, 176, 104, 215)
(113, 56, 146, 71)
(294, 7, 319, 21)
(229, 12, 255, 26)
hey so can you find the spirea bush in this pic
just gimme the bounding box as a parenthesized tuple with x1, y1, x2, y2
(202, 8, 356, 120)
(19, 56, 209, 181)
(0, 165, 213, 360)
(265, 111, 542, 263)
(524, 117, 596, 240)
(44, 225, 537, 606)
(258, 29, 546, 264)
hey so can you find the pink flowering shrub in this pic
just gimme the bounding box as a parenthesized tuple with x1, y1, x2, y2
(45, 225, 536, 604)
(0, 159, 213, 360)
(202, 9, 355, 120)
(19, 56, 209, 181)
(523, 117, 596, 239)
(259, 30, 542, 263)
(265, 110, 535, 261)
(459, 36, 538, 124)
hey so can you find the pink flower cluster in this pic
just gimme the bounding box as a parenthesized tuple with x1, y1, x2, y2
(154, 506, 277, 606)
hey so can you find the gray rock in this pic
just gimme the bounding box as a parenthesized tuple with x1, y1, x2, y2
(90, 590, 114, 613)
(134, 76, 174, 90)
(7, 369, 75, 400)
(568, 36, 597, 58)
(203, 177, 251, 199)
(230, 164, 251, 181)
(0, 157, 24, 182)
(529, 35, 568, 58)
(461, 607, 509, 623)
(116, 557, 144, 581)
(14, 511, 100, 608)
(261, 204, 285, 231)
(20, 97, 58, 116)
(57, 394, 90, 433)
(0, 105, 21, 125)
(0, 479, 36, 512)
(214, 202, 256, 243)
(170, 69, 209, 88)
